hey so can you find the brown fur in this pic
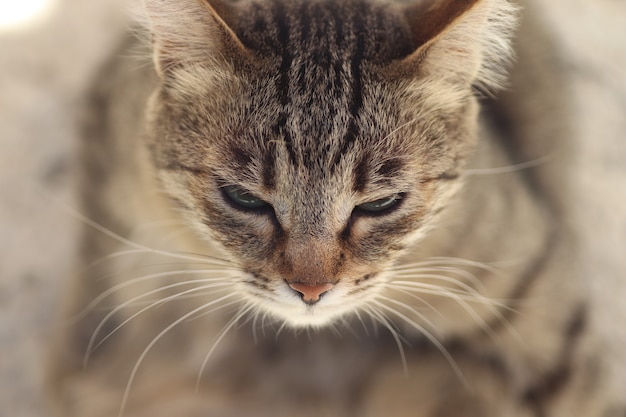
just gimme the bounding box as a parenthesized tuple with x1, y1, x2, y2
(46, 1, 619, 416)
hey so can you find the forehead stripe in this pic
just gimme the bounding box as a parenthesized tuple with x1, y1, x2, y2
(331, 8, 365, 172)
(259, 2, 392, 174)
(273, 2, 298, 167)
(262, 141, 277, 189)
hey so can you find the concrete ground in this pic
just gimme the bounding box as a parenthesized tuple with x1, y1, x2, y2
(0, 1, 624, 416)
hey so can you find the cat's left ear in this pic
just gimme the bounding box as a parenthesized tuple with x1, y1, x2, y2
(396, 0, 518, 92)
(143, 0, 249, 76)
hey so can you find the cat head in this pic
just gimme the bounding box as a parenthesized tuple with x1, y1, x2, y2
(141, 0, 516, 327)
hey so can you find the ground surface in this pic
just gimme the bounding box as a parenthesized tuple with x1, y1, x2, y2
(0, 0, 624, 416)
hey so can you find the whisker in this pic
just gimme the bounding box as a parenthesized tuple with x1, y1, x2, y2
(183, 298, 243, 323)
(85, 249, 156, 271)
(385, 284, 501, 341)
(393, 257, 502, 277)
(382, 287, 447, 321)
(47, 196, 231, 265)
(371, 300, 468, 388)
(361, 306, 409, 377)
(129, 218, 188, 235)
(85, 282, 233, 365)
(391, 273, 490, 302)
(392, 266, 488, 294)
(75, 270, 237, 321)
(427, 257, 507, 275)
(260, 311, 271, 338)
(374, 294, 439, 331)
(464, 154, 554, 176)
(353, 309, 370, 336)
(195, 303, 257, 390)
(275, 319, 290, 339)
(390, 281, 522, 344)
(118, 293, 238, 417)
(380, 116, 425, 143)
(106, 289, 234, 308)
(390, 279, 517, 316)
(389, 280, 509, 308)
(328, 321, 342, 338)
(251, 310, 262, 345)
(390, 278, 516, 328)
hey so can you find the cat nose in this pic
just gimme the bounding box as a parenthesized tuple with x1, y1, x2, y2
(288, 282, 335, 305)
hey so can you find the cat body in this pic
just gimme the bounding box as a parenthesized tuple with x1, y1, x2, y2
(47, 0, 623, 416)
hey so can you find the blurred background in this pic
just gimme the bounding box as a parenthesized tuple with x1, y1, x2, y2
(0, 0, 625, 416)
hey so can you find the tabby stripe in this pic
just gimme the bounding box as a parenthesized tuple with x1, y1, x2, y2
(262, 142, 276, 189)
(247, 272, 271, 291)
(332, 3, 345, 101)
(228, 144, 254, 171)
(485, 227, 558, 335)
(254, 272, 270, 283)
(273, 2, 298, 166)
(353, 153, 370, 192)
(294, 3, 310, 96)
(298, 2, 310, 44)
(523, 305, 588, 416)
(245, 279, 270, 291)
(483, 100, 562, 213)
(332, 8, 365, 171)
(348, 10, 365, 120)
(345, 213, 416, 260)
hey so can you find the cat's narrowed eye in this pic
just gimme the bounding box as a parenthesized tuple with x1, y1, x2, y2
(355, 194, 405, 216)
(221, 185, 271, 211)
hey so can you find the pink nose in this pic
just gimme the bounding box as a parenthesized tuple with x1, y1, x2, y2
(288, 282, 335, 305)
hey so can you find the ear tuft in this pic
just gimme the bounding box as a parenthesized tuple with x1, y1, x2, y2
(401, 0, 519, 93)
(141, 0, 249, 75)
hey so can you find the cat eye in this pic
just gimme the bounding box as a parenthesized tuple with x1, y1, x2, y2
(355, 194, 404, 215)
(221, 185, 270, 211)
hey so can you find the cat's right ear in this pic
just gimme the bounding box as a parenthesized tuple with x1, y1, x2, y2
(395, 0, 517, 92)
(143, 0, 250, 76)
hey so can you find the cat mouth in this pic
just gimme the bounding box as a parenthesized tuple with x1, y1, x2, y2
(242, 279, 359, 328)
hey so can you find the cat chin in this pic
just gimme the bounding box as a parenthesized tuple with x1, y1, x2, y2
(250, 298, 354, 329)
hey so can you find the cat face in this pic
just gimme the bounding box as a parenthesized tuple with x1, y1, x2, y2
(143, 0, 512, 327)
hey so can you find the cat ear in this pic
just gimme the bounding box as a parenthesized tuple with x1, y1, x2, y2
(143, 0, 249, 75)
(397, 0, 518, 92)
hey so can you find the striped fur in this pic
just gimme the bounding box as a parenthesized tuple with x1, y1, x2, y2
(47, 1, 617, 416)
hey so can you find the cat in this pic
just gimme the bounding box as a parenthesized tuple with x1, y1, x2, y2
(46, 0, 625, 416)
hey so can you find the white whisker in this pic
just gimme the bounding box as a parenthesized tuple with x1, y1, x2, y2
(260, 311, 271, 338)
(361, 306, 408, 377)
(391, 272, 487, 297)
(275, 320, 289, 339)
(195, 303, 256, 390)
(392, 266, 489, 294)
(389, 280, 508, 308)
(118, 293, 238, 417)
(385, 284, 500, 341)
(85, 249, 157, 270)
(464, 154, 554, 176)
(371, 300, 468, 387)
(251, 310, 262, 345)
(382, 118, 420, 142)
(48, 195, 231, 266)
(353, 309, 370, 336)
(393, 257, 502, 277)
(85, 281, 233, 365)
(75, 270, 238, 321)
(374, 294, 439, 331)
(382, 287, 447, 321)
